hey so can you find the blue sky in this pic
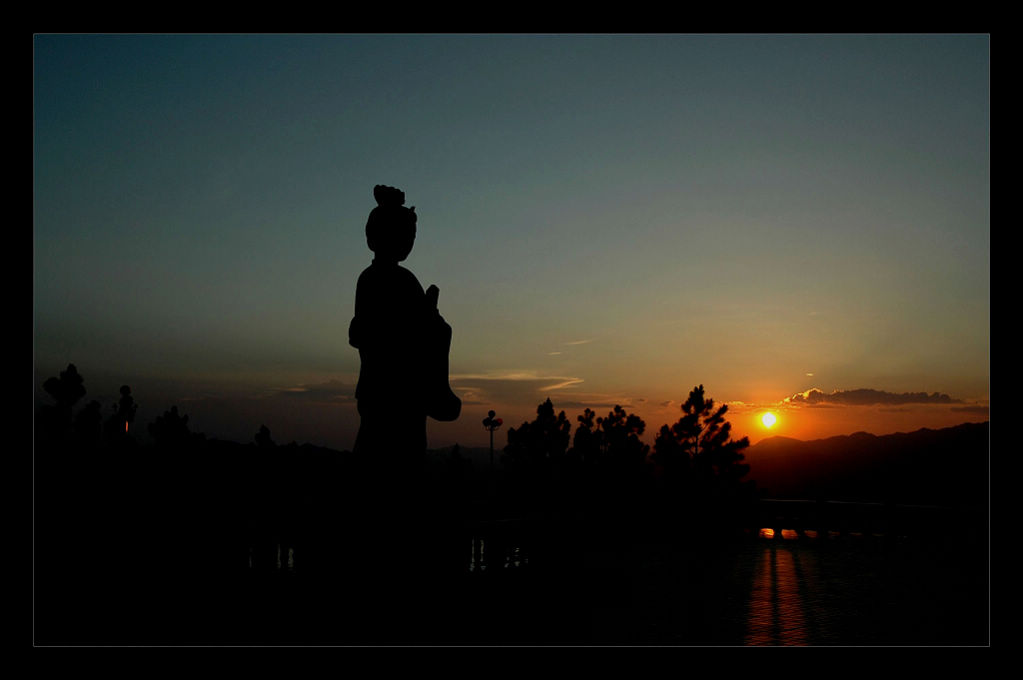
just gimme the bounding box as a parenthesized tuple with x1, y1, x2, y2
(34, 34, 989, 448)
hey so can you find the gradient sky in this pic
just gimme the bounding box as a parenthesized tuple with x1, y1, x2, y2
(33, 34, 990, 450)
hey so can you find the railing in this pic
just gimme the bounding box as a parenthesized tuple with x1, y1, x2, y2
(244, 498, 982, 574)
(749, 498, 973, 539)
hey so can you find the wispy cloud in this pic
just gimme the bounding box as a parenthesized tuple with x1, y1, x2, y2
(452, 387, 490, 406)
(451, 371, 571, 382)
(564, 339, 594, 346)
(449, 371, 590, 409)
(541, 377, 585, 391)
(270, 379, 354, 404)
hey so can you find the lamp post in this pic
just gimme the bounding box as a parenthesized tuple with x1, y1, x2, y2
(482, 410, 503, 469)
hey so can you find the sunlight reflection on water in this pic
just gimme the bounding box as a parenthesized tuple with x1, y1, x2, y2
(745, 544, 811, 645)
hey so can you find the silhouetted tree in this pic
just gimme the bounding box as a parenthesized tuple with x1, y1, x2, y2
(504, 398, 572, 466)
(43, 363, 86, 411)
(148, 405, 194, 449)
(653, 385, 751, 502)
(254, 424, 276, 448)
(444, 443, 469, 477)
(564, 404, 653, 522)
(73, 399, 103, 448)
(570, 408, 603, 464)
(38, 363, 87, 442)
(502, 399, 572, 507)
(598, 405, 650, 471)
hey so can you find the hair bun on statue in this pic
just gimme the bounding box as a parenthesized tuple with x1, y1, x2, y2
(373, 185, 406, 208)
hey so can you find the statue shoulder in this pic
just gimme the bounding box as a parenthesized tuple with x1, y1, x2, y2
(395, 264, 426, 296)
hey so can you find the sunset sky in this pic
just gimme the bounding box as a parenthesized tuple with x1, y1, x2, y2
(33, 34, 989, 450)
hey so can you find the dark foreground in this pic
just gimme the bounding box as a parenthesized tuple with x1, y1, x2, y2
(35, 519, 988, 646)
(34, 444, 988, 646)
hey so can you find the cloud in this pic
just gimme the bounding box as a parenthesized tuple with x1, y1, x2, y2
(449, 371, 586, 407)
(564, 339, 594, 346)
(447, 371, 657, 419)
(541, 377, 585, 391)
(270, 379, 354, 404)
(453, 386, 492, 406)
(784, 388, 963, 407)
(452, 370, 581, 384)
(950, 405, 990, 416)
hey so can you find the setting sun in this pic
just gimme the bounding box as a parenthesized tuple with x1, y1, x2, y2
(761, 412, 778, 429)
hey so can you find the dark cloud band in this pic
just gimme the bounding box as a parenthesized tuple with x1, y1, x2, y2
(785, 388, 963, 406)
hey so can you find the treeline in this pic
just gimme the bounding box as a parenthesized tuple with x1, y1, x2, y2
(33, 363, 753, 643)
(35, 363, 205, 452)
(35, 364, 755, 516)
(33, 363, 471, 643)
(496, 386, 757, 534)
(33, 364, 756, 581)
(34, 364, 470, 575)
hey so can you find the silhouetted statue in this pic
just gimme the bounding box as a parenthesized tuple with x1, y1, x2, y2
(346, 185, 462, 594)
(116, 385, 137, 430)
(349, 185, 461, 478)
(105, 385, 137, 441)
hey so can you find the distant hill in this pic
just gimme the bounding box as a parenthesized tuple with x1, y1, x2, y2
(745, 422, 989, 505)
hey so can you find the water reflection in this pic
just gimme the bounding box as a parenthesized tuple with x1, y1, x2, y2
(758, 528, 803, 540)
(744, 544, 812, 645)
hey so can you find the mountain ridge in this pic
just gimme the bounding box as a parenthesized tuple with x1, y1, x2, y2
(745, 421, 988, 504)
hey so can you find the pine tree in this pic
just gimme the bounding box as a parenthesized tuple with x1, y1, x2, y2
(504, 398, 572, 466)
(598, 405, 650, 471)
(148, 406, 194, 449)
(570, 408, 603, 464)
(653, 385, 750, 499)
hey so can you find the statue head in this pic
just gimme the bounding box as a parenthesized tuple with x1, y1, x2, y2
(365, 185, 417, 262)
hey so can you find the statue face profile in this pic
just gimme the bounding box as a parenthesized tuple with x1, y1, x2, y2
(370, 215, 415, 262)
